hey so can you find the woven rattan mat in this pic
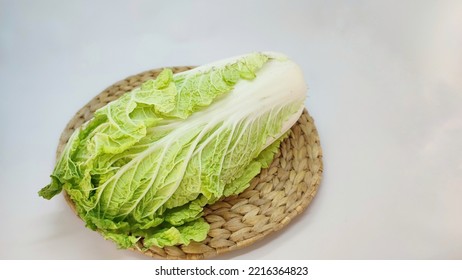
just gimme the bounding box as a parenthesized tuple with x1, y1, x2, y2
(58, 66, 323, 259)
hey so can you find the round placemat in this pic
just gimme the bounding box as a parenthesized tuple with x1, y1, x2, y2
(58, 66, 323, 259)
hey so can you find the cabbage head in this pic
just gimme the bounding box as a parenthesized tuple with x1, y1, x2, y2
(39, 52, 307, 249)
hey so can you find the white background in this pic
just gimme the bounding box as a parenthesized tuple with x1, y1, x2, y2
(1, 0, 461, 259)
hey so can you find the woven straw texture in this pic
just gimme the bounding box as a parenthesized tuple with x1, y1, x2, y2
(58, 66, 323, 259)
